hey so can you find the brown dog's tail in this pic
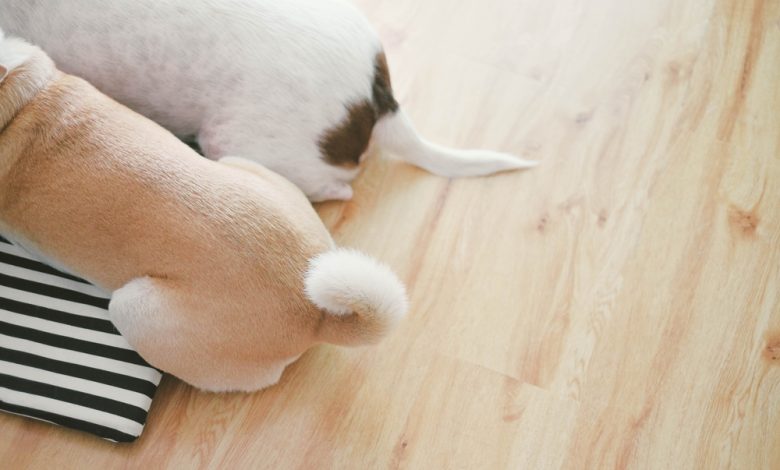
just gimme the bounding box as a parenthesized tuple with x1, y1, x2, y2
(304, 248, 408, 346)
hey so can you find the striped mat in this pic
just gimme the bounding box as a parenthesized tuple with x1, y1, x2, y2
(0, 235, 161, 442)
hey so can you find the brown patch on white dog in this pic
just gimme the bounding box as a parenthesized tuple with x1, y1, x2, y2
(319, 51, 399, 167)
(372, 51, 398, 115)
(319, 99, 376, 167)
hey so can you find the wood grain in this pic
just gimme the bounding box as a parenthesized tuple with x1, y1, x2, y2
(1, 0, 778, 468)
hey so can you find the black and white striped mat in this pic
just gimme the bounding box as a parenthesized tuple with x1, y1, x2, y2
(0, 235, 161, 442)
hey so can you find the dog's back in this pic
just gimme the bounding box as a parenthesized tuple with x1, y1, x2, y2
(0, 0, 534, 202)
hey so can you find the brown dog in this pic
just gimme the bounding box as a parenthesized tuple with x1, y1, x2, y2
(0, 35, 407, 392)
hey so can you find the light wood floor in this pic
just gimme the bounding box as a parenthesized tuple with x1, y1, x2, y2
(2, 0, 779, 468)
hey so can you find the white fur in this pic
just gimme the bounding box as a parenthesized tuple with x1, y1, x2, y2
(305, 248, 407, 340)
(0, 28, 33, 81)
(374, 111, 537, 176)
(0, 0, 534, 201)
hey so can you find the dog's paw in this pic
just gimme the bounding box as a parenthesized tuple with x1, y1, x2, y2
(310, 182, 354, 202)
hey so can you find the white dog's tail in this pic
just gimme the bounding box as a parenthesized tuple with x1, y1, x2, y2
(304, 248, 408, 346)
(371, 110, 537, 177)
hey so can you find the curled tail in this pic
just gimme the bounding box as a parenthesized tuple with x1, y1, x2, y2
(371, 110, 537, 177)
(305, 248, 408, 346)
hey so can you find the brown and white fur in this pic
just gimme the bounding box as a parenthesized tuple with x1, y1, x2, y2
(0, 0, 536, 202)
(0, 34, 407, 392)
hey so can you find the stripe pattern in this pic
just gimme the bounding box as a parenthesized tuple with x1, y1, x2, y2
(0, 235, 161, 442)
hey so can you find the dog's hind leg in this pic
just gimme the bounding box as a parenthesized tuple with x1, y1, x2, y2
(109, 277, 292, 392)
(108, 277, 202, 375)
(109, 277, 230, 390)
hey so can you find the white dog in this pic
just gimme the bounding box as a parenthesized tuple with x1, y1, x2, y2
(0, 0, 534, 201)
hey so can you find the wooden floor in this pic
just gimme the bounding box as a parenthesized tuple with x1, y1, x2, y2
(2, 0, 779, 468)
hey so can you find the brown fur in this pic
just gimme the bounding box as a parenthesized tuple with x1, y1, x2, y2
(0, 44, 339, 391)
(318, 52, 399, 167)
(318, 100, 375, 167)
(372, 52, 398, 115)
